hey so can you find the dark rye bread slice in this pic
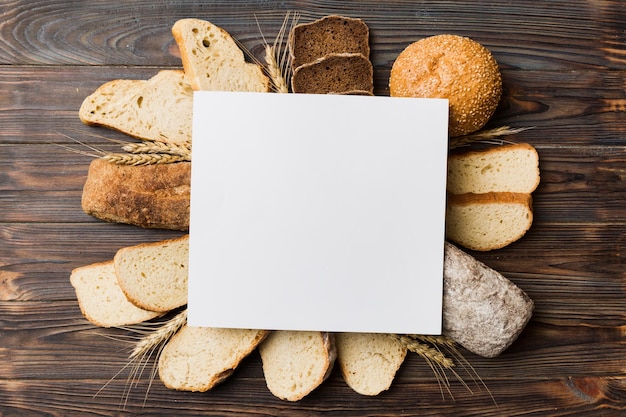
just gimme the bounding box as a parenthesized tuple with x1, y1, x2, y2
(291, 53, 373, 94)
(289, 15, 370, 69)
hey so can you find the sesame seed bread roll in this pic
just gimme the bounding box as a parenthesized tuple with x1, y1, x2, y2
(390, 34, 502, 137)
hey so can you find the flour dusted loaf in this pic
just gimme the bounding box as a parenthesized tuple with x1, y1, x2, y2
(172, 18, 269, 92)
(114, 235, 189, 312)
(79, 70, 193, 144)
(291, 53, 373, 94)
(446, 192, 533, 251)
(158, 325, 268, 392)
(390, 34, 502, 137)
(447, 143, 540, 194)
(335, 333, 407, 396)
(443, 242, 534, 358)
(81, 158, 190, 231)
(70, 260, 161, 327)
(259, 331, 336, 401)
(289, 15, 370, 69)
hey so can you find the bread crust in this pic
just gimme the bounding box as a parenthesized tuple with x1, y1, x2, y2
(390, 34, 502, 137)
(81, 158, 190, 230)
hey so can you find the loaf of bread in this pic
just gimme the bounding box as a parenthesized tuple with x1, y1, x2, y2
(289, 15, 370, 69)
(158, 325, 268, 392)
(113, 235, 189, 312)
(79, 70, 193, 144)
(335, 333, 407, 396)
(443, 242, 534, 358)
(172, 18, 270, 92)
(259, 331, 336, 401)
(447, 143, 540, 194)
(446, 192, 533, 251)
(390, 34, 502, 137)
(70, 260, 161, 327)
(81, 158, 190, 231)
(291, 53, 373, 94)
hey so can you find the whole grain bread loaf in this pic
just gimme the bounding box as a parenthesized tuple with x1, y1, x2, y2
(81, 158, 190, 231)
(79, 70, 193, 144)
(291, 53, 373, 94)
(289, 15, 370, 69)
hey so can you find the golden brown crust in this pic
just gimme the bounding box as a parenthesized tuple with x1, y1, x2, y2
(81, 158, 190, 230)
(389, 34, 502, 137)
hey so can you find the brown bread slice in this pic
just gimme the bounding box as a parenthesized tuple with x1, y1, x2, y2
(446, 192, 533, 251)
(259, 331, 336, 401)
(172, 18, 269, 92)
(447, 143, 540, 195)
(291, 53, 373, 94)
(158, 326, 268, 392)
(70, 260, 161, 327)
(335, 333, 407, 396)
(79, 70, 193, 144)
(114, 235, 189, 312)
(289, 15, 370, 69)
(81, 159, 190, 231)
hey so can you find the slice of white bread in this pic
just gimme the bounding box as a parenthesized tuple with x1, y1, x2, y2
(114, 235, 189, 312)
(335, 333, 407, 396)
(172, 18, 269, 92)
(158, 325, 268, 392)
(447, 143, 540, 194)
(79, 70, 193, 144)
(70, 260, 161, 327)
(446, 192, 533, 251)
(259, 331, 336, 401)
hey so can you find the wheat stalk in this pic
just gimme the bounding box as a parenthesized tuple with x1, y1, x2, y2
(103, 152, 189, 166)
(256, 11, 299, 93)
(122, 140, 192, 158)
(450, 126, 531, 149)
(129, 309, 187, 361)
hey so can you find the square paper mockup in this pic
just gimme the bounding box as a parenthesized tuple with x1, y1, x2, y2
(188, 91, 448, 334)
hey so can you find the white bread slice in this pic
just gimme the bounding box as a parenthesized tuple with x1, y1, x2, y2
(113, 235, 189, 312)
(335, 333, 407, 396)
(158, 325, 267, 392)
(70, 260, 161, 327)
(259, 331, 336, 401)
(172, 18, 269, 92)
(447, 143, 540, 195)
(446, 192, 533, 251)
(79, 70, 193, 144)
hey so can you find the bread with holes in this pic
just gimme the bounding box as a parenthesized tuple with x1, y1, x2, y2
(70, 260, 161, 327)
(447, 143, 540, 194)
(289, 15, 370, 69)
(446, 192, 533, 251)
(158, 325, 268, 392)
(172, 18, 269, 92)
(79, 70, 193, 144)
(335, 333, 407, 396)
(114, 235, 189, 312)
(259, 331, 336, 401)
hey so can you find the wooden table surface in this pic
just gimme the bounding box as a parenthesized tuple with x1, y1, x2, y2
(2, 1, 626, 415)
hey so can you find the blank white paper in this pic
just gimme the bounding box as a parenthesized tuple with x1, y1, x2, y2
(188, 91, 448, 334)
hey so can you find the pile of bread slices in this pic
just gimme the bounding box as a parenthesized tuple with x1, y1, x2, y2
(72, 15, 536, 401)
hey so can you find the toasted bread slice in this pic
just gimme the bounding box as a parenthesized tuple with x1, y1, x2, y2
(335, 333, 407, 396)
(172, 18, 269, 92)
(70, 260, 161, 327)
(79, 70, 193, 144)
(158, 325, 267, 392)
(259, 331, 336, 401)
(114, 235, 189, 312)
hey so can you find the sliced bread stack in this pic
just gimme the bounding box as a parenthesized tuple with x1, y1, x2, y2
(289, 15, 373, 95)
(445, 143, 540, 251)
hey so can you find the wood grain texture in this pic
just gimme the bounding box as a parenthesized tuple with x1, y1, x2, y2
(1, 0, 626, 415)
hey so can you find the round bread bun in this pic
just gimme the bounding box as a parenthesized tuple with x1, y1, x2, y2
(389, 34, 502, 137)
